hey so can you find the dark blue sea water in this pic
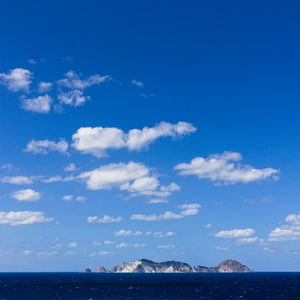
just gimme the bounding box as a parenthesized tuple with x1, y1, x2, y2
(0, 272, 299, 299)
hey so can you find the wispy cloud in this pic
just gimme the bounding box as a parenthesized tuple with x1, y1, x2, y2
(24, 139, 68, 155)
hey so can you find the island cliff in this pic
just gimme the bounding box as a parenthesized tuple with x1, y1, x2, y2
(84, 259, 251, 273)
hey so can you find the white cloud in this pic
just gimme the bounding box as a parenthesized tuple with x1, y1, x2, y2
(21, 95, 53, 113)
(1, 163, 18, 171)
(236, 237, 258, 245)
(51, 244, 62, 249)
(130, 204, 201, 221)
(264, 247, 275, 253)
(177, 203, 201, 216)
(1, 176, 33, 185)
(25, 139, 68, 155)
(11, 189, 40, 202)
(104, 240, 114, 245)
(99, 251, 112, 255)
(79, 161, 179, 198)
(67, 242, 77, 248)
(268, 214, 300, 242)
(157, 244, 175, 249)
(90, 250, 113, 256)
(131, 211, 182, 221)
(72, 121, 196, 157)
(153, 232, 176, 238)
(64, 163, 76, 172)
(76, 196, 86, 203)
(92, 241, 101, 246)
(216, 246, 229, 251)
(57, 70, 111, 90)
(286, 214, 300, 225)
(214, 228, 255, 238)
(0, 211, 53, 226)
(131, 80, 144, 88)
(79, 162, 148, 190)
(0, 68, 32, 92)
(147, 199, 168, 204)
(132, 243, 146, 248)
(22, 250, 33, 255)
(114, 230, 143, 237)
(42, 175, 74, 183)
(63, 195, 86, 203)
(204, 224, 212, 229)
(87, 215, 122, 224)
(116, 242, 128, 248)
(58, 90, 90, 107)
(62, 195, 73, 201)
(27, 59, 37, 65)
(38, 251, 57, 256)
(175, 151, 279, 185)
(38, 81, 52, 93)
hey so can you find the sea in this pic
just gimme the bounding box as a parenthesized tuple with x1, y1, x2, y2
(0, 272, 299, 299)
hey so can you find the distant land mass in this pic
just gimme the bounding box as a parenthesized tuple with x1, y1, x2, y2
(82, 259, 252, 273)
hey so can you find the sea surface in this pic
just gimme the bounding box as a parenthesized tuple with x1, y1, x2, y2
(0, 272, 299, 300)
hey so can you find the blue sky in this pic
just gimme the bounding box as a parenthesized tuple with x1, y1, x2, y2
(1, 0, 300, 271)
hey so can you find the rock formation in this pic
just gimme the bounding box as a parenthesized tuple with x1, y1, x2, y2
(81, 268, 92, 273)
(90, 258, 251, 273)
(95, 266, 108, 273)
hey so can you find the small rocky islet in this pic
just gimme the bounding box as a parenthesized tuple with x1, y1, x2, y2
(82, 259, 251, 273)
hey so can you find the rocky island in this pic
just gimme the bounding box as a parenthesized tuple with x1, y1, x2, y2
(82, 259, 251, 273)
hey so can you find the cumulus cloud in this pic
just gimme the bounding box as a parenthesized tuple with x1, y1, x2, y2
(21, 95, 53, 113)
(130, 204, 201, 221)
(214, 228, 255, 238)
(67, 242, 77, 248)
(25, 139, 68, 155)
(175, 151, 279, 185)
(87, 215, 122, 224)
(22, 250, 33, 255)
(57, 70, 111, 90)
(1, 176, 33, 185)
(11, 189, 40, 202)
(38, 81, 52, 93)
(0, 68, 32, 92)
(131, 80, 144, 88)
(0, 211, 52, 226)
(114, 230, 143, 237)
(268, 214, 300, 242)
(72, 121, 196, 157)
(79, 161, 179, 198)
